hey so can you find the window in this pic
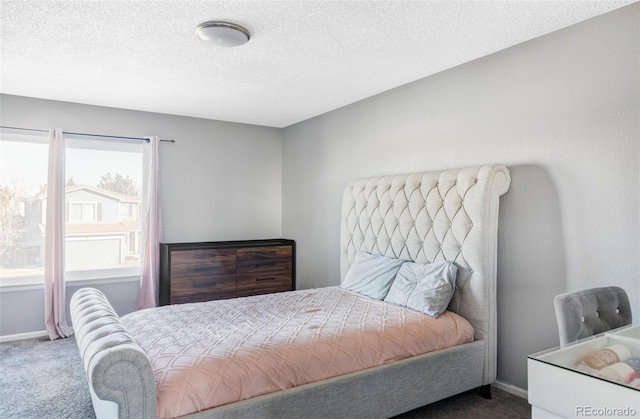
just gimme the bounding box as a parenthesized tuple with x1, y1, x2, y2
(67, 202, 101, 222)
(0, 130, 144, 285)
(0, 131, 49, 281)
(119, 202, 139, 221)
(64, 135, 143, 274)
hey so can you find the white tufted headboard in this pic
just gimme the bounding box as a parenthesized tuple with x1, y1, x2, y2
(341, 165, 510, 354)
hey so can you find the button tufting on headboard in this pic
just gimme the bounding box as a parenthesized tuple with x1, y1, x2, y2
(340, 164, 510, 344)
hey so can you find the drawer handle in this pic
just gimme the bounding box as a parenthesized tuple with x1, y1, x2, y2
(256, 277, 276, 282)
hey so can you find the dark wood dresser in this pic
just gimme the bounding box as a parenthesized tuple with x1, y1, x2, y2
(159, 239, 295, 305)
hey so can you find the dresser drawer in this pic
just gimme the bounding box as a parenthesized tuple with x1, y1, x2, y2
(170, 274, 236, 299)
(237, 271, 292, 292)
(170, 249, 236, 278)
(237, 246, 292, 273)
(170, 275, 236, 304)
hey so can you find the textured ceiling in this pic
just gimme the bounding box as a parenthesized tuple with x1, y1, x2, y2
(0, 1, 635, 128)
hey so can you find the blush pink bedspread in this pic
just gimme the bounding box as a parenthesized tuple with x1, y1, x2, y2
(121, 287, 474, 419)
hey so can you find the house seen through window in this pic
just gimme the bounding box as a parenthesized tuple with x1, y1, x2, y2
(0, 131, 143, 283)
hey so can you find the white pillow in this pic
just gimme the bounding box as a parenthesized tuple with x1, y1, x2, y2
(384, 260, 457, 318)
(341, 251, 404, 300)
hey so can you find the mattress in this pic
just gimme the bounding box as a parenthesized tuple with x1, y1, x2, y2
(121, 287, 474, 419)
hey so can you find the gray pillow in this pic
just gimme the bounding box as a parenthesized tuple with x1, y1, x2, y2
(341, 251, 405, 300)
(384, 260, 457, 318)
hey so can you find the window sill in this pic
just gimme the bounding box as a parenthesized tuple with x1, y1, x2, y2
(0, 271, 140, 292)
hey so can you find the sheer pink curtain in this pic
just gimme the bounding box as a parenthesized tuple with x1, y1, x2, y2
(44, 128, 73, 340)
(138, 136, 162, 309)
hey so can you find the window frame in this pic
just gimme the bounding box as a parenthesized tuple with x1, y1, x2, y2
(0, 131, 144, 289)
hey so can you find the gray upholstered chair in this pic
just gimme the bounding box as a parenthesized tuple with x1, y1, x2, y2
(553, 286, 632, 345)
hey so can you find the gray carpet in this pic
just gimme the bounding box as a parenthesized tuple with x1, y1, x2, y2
(0, 336, 95, 419)
(0, 336, 531, 418)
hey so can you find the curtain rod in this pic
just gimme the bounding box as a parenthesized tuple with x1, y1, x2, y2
(0, 125, 176, 143)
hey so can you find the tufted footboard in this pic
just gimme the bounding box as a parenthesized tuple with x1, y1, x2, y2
(70, 288, 156, 419)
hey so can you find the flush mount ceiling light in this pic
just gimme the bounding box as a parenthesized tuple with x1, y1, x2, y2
(195, 21, 250, 47)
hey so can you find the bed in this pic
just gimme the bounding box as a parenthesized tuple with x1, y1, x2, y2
(70, 164, 511, 419)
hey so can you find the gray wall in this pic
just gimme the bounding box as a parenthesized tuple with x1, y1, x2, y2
(282, 4, 639, 390)
(0, 94, 283, 335)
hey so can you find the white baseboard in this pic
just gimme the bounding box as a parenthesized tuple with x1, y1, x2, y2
(494, 380, 528, 400)
(0, 330, 49, 343)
